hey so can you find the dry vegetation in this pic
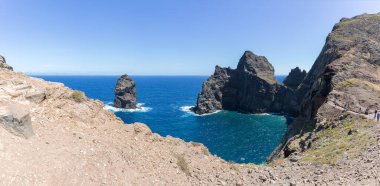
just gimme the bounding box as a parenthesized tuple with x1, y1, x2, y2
(300, 118, 376, 164)
(71, 90, 85, 103)
(335, 78, 380, 92)
(175, 154, 191, 176)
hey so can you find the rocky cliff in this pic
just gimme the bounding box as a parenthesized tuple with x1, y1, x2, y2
(193, 51, 303, 115)
(270, 13, 380, 161)
(193, 13, 380, 169)
(114, 74, 137, 109)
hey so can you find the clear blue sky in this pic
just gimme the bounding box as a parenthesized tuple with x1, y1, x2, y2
(1, 0, 380, 75)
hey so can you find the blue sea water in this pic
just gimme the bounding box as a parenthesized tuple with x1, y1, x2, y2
(34, 75, 289, 164)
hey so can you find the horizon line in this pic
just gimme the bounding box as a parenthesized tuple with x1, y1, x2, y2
(27, 73, 289, 77)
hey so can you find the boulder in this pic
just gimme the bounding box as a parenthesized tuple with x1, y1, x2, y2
(113, 74, 137, 109)
(0, 101, 34, 138)
(0, 55, 13, 71)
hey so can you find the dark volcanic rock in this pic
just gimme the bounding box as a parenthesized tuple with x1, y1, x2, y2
(193, 51, 301, 115)
(0, 55, 13, 71)
(192, 66, 233, 114)
(113, 74, 137, 109)
(269, 13, 380, 161)
(283, 67, 307, 89)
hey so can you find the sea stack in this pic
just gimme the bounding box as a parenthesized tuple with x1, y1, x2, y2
(0, 55, 13, 70)
(113, 74, 137, 109)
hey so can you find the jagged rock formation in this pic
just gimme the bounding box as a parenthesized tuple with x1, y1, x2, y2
(282, 67, 307, 89)
(0, 55, 13, 70)
(113, 74, 137, 109)
(270, 13, 380, 161)
(193, 51, 278, 114)
(193, 51, 303, 115)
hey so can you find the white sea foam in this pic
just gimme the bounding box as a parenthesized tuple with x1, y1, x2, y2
(179, 105, 221, 116)
(104, 103, 152, 113)
(252, 113, 270, 116)
(197, 110, 221, 116)
(179, 106, 193, 112)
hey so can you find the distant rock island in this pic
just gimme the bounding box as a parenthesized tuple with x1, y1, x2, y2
(193, 51, 305, 115)
(113, 74, 137, 109)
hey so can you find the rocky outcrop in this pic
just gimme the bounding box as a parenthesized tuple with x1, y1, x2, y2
(193, 51, 279, 114)
(283, 67, 307, 89)
(113, 74, 137, 109)
(0, 101, 34, 138)
(270, 13, 380, 161)
(193, 51, 303, 115)
(0, 55, 13, 70)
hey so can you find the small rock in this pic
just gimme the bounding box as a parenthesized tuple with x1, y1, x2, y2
(347, 129, 353, 135)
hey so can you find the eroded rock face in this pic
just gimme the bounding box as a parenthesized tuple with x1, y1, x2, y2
(114, 74, 137, 109)
(270, 13, 380, 161)
(0, 101, 34, 138)
(193, 51, 303, 115)
(0, 55, 13, 71)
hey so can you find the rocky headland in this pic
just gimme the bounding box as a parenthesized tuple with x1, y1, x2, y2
(114, 74, 137, 109)
(193, 51, 304, 115)
(1, 13, 380, 185)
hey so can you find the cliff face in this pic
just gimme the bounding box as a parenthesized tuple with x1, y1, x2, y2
(271, 13, 380, 160)
(193, 51, 303, 115)
(113, 74, 137, 109)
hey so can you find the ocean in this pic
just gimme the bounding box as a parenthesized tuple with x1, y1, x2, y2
(34, 75, 289, 164)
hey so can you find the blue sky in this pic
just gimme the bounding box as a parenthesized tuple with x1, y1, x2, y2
(1, 0, 380, 75)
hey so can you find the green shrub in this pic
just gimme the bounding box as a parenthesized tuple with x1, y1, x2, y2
(71, 91, 85, 103)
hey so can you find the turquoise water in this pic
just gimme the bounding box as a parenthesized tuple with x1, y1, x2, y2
(34, 75, 289, 164)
